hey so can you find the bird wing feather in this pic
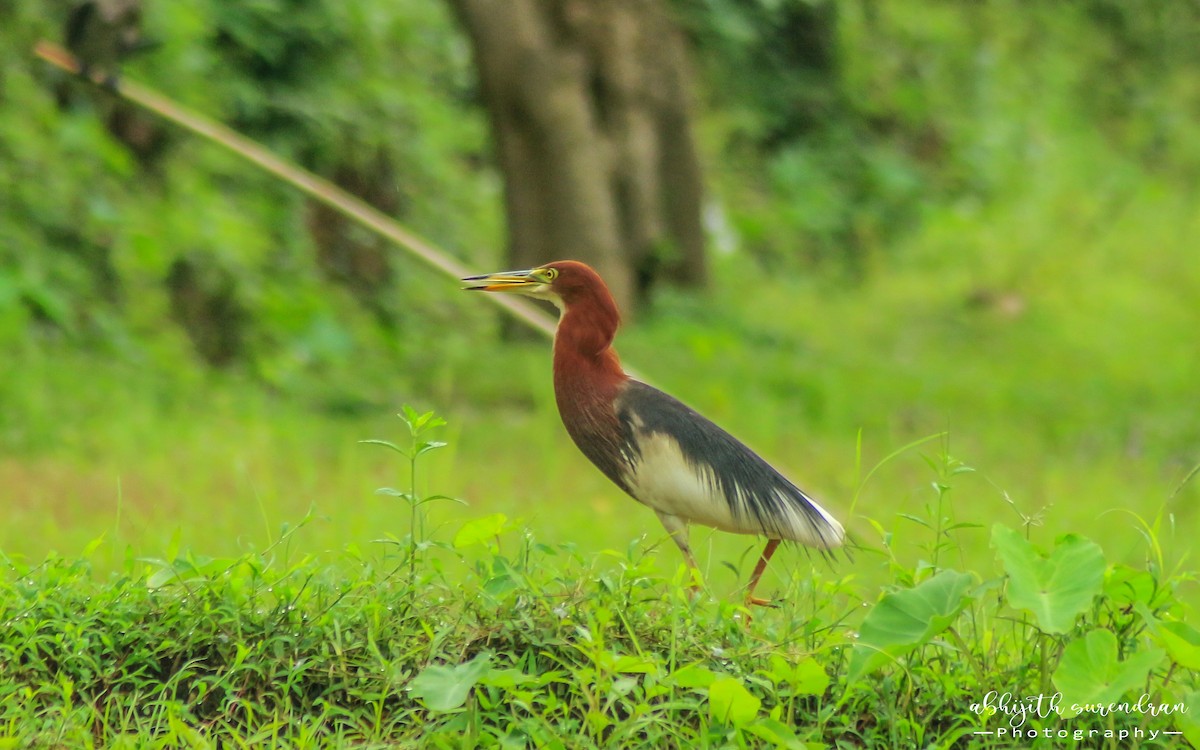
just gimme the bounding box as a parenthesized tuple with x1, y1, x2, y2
(614, 381, 844, 549)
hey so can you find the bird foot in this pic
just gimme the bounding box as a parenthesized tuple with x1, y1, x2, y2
(735, 596, 779, 627)
(743, 595, 780, 609)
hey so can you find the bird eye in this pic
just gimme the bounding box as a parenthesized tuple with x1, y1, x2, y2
(544, 268, 559, 281)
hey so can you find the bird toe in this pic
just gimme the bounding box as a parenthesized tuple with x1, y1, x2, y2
(744, 595, 779, 608)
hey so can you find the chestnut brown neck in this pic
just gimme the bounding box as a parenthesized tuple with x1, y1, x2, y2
(541, 266, 637, 491)
(552, 302, 626, 393)
(551, 300, 631, 493)
(551, 285, 628, 423)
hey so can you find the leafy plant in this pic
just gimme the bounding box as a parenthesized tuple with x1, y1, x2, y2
(4, 404, 1195, 747)
(846, 568, 974, 683)
(361, 405, 462, 590)
(992, 524, 1106, 635)
(1052, 629, 1165, 719)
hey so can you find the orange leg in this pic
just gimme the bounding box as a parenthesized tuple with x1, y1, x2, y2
(744, 538, 782, 607)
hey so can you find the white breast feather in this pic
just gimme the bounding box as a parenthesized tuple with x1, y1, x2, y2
(624, 430, 742, 533)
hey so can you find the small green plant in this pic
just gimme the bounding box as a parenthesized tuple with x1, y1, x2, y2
(361, 405, 463, 592)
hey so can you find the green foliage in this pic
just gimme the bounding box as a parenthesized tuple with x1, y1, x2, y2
(410, 652, 494, 713)
(3, 2, 1200, 745)
(689, 0, 1200, 274)
(1137, 604, 1200, 672)
(707, 676, 760, 727)
(0, 0, 498, 396)
(993, 526, 1107, 635)
(1, 410, 1195, 747)
(1052, 630, 1165, 719)
(845, 569, 973, 683)
(362, 406, 462, 594)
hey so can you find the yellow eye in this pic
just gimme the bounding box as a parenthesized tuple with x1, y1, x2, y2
(543, 267, 559, 281)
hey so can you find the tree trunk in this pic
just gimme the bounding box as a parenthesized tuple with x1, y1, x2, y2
(449, 0, 707, 314)
(305, 154, 400, 331)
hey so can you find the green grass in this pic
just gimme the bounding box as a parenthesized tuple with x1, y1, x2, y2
(2, 135, 1198, 744)
(2, 408, 1196, 748)
(3, 343, 1192, 612)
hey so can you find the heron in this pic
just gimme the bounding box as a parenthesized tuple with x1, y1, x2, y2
(463, 260, 844, 606)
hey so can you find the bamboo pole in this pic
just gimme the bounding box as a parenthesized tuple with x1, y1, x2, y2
(34, 40, 558, 340)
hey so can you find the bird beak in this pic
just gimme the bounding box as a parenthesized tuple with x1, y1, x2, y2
(461, 269, 541, 293)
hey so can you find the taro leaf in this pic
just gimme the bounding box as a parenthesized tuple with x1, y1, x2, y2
(1052, 629, 1164, 718)
(846, 569, 973, 682)
(708, 676, 761, 727)
(409, 652, 493, 712)
(1135, 603, 1200, 670)
(992, 525, 1105, 634)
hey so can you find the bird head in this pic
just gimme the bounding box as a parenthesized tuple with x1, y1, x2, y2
(461, 260, 612, 314)
(463, 260, 623, 357)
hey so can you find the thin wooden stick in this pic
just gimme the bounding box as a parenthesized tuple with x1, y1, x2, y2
(34, 39, 558, 340)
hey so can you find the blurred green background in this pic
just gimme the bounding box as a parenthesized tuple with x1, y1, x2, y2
(1, 1, 1197, 600)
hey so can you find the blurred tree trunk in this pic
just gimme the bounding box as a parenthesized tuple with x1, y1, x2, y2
(59, 0, 169, 166)
(305, 155, 401, 332)
(166, 253, 248, 368)
(449, 0, 707, 314)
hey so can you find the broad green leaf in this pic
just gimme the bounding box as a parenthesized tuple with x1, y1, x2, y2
(992, 525, 1105, 634)
(1052, 629, 1165, 718)
(668, 663, 717, 688)
(790, 658, 831, 696)
(613, 654, 660, 674)
(480, 668, 537, 689)
(1155, 622, 1200, 670)
(761, 655, 829, 696)
(482, 669, 566, 691)
(744, 717, 804, 748)
(409, 652, 493, 712)
(1105, 564, 1157, 609)
(482, 573, 518, 598)
(708, 676, 761, 727)
(586, 710, 612, 734)
(453, 513, 510, 550)
(846, 569, 973, 682)
(1172, 689, 1200, 747)
(1135, 603, 1200, 670)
